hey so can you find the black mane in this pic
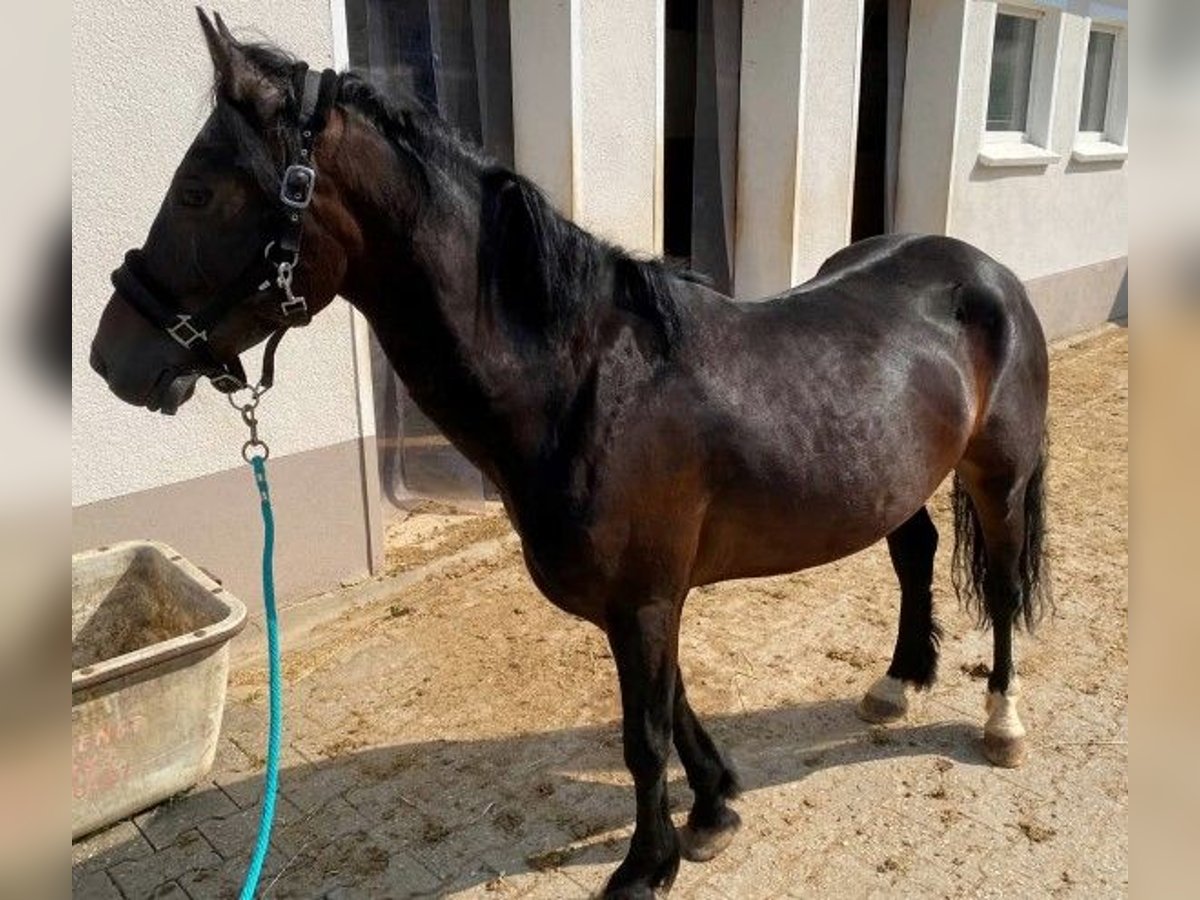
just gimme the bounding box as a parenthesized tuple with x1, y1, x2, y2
(335, 69, 684, 351)
(478, 169, 682, 351)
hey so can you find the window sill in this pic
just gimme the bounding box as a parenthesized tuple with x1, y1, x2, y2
(978, 142, 1061, 168)
(1071, 142, 1128, 164)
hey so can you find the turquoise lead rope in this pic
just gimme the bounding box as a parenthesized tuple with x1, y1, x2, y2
(240, 454, 282, 900)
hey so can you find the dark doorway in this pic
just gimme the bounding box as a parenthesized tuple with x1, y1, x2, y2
(663, 0, 742, 294)
(851, 0, 909, 242)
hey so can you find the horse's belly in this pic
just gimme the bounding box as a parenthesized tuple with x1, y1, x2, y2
(692, 499, 907, 585)
(688, 344, 973, 585)
(691, 434, 961, 585)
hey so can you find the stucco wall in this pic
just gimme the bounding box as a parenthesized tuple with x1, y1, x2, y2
(733, 0, 806, 301)
(895, 0, 967, 236)
(575, 0, 663, 253)
(792, 0, 864, 282)
(734, 0, 863, 299)
(945, 0, 1128, 281)
(510, 0, 577, 216)
(72, 1, 364, 507)
(508, 0, 662, 254)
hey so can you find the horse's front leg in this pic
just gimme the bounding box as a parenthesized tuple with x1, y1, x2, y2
(604, 598, 682, 898)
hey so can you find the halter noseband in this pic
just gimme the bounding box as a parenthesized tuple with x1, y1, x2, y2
(111, 66, 339, 394)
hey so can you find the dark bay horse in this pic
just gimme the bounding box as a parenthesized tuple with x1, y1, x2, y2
(89, 13, 1049, 897)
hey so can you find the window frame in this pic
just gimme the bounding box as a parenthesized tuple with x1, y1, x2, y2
(1075, 24, 1119, 143)
(983, 5, 1042, 145)
(978, 2, 1063, 168)
(1072, 17, 1128, 162)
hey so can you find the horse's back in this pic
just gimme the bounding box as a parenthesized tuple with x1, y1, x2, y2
(676, 234, 1043, 584)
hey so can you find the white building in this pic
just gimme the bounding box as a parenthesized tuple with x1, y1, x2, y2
(72, 0, 1127, 609)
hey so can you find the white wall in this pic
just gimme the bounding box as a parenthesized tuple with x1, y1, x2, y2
(894, 0, 966, 236)
(905, 0, 1128, 282)
(792, 0, 864, 281)
(510, 0, 577, 216)
(509, 0, 663, 254)
(734, 0, 864, 299)
(733, 0, 806, 300)
(72, 1, 365, 507)
(575, 0, 664, 253)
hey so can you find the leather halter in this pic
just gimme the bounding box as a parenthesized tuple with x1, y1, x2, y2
(111, 66, 339, 393)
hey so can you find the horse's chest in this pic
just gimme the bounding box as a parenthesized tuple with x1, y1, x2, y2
(515, 521, 612, 624)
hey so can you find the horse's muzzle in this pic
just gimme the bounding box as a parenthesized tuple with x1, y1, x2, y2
(90, 343, 199, 416)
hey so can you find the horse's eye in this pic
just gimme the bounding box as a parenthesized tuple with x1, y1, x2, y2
(178, 185, 213, 208)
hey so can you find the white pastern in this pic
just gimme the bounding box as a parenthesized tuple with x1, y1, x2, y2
(984, 678, 1025, 740)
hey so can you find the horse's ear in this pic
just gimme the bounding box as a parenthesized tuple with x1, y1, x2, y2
(195, 7, 286, 124)
(213, 10, 236, 43)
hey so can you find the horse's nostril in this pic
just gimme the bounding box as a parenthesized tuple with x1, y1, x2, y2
(89, 346, 109, 380)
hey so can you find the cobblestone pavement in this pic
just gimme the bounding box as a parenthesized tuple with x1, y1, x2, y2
(73, 328, 1128, 899)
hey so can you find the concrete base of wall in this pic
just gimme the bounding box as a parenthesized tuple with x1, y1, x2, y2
(73, 438, 382, 629)
(1024, 256, 1128, 341)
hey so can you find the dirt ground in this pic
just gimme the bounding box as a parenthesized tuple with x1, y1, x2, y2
(73, 327, 1127, 899)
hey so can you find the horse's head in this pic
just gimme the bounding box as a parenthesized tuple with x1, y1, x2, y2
(90, 10, 348, 413)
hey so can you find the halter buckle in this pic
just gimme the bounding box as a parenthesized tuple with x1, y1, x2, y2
(275, 260, 309, 320)
(280, 165, 317, 209)
(209, 371, 246, 393)
(167, 314, 208, 349)
(280, 295, 309, 319)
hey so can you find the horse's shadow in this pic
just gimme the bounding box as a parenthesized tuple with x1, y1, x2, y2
(73, 698, 986, 898)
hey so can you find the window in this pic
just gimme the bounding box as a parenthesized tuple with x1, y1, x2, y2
(979, 5, 1062, 168)
(987, 11, 1038, 136)
(1072, 21, 1127, 162)
(1079, 29, 1115, 133)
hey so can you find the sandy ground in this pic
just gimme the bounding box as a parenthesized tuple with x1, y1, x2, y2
(73, 327, 1127, 899)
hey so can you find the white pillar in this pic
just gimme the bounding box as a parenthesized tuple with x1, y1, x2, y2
(575, 0, 664, 254)
(792, 0, 864, 281)
(734, 0, 866, 300)
(733, 0, 807, 300)
(510, 0, 578, 216)
(510, 0, 664, 254)
(894, 0, 966, 236)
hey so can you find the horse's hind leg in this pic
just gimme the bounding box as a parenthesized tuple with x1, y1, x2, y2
(956, 473, 1032, 767)
(954, 438, 1049, 768)
(673, 667, 742, 862)
(858, 507, 941, 724)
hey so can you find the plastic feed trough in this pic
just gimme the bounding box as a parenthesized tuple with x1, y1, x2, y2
(71, 541, 247, 839)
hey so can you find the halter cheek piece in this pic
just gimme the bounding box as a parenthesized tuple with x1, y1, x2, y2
(111, 66, 339, 394)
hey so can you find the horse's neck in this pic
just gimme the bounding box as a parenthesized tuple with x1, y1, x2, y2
(336, 139, 590, 484)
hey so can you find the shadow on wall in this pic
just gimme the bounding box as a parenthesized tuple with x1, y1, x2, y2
(1064, 158, 1126, 177)
(72, 698, 990, 897)
(968, 157, 1127, 183)
(966, 160, 1053, 183)
(1109, 269, 1128, 323)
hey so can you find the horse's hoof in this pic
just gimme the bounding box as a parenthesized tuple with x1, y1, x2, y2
(679, 808, 741, 862)
(982, 731, 1027, 768)
(856, 691, 907, 724)
(603, 851, 679, 898)
(857, 675, 908, 724)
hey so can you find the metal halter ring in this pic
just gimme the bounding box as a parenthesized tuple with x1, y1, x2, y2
(227, 382, 268, 411)
(235, 396, 270, 462)
(242, 440, 270, 462)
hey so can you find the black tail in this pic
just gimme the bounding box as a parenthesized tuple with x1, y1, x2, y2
(951, 442, 1051, 632)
